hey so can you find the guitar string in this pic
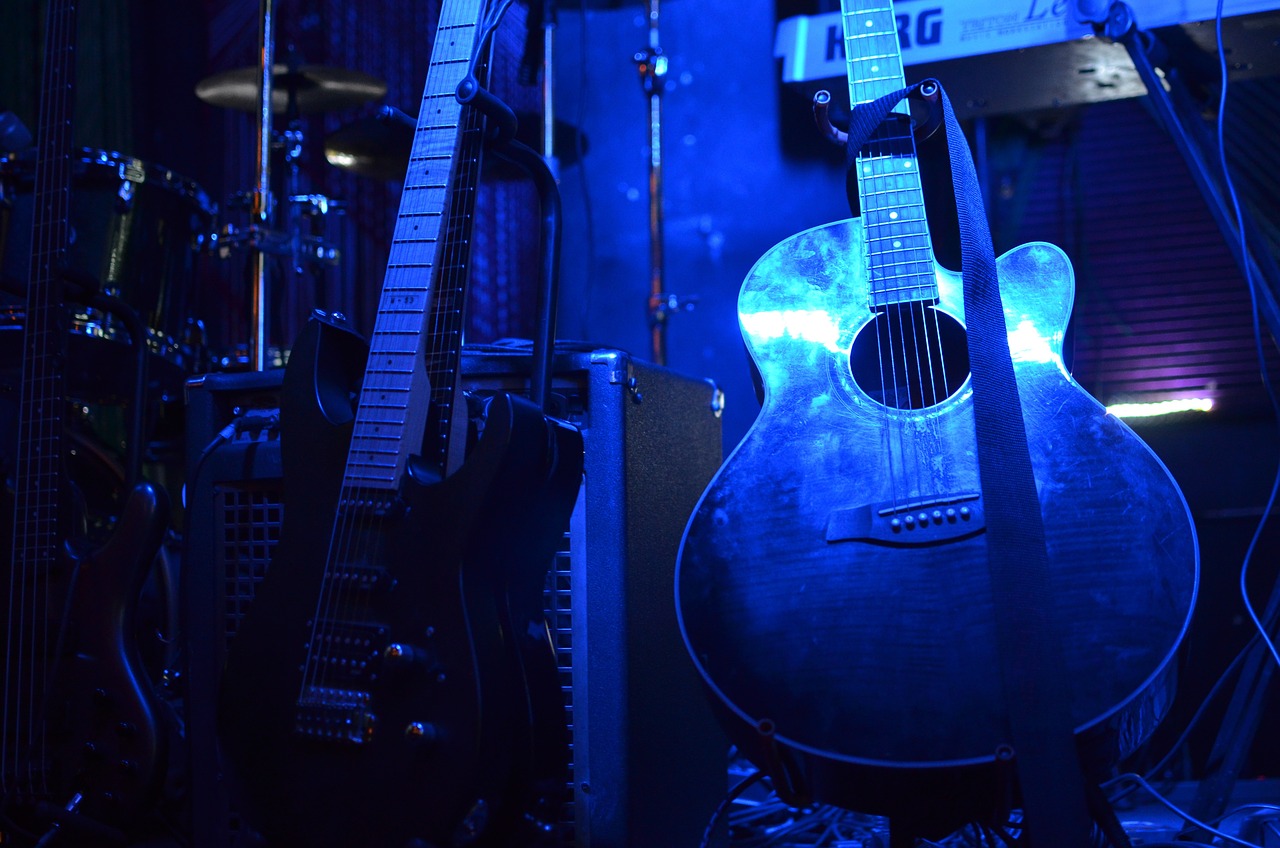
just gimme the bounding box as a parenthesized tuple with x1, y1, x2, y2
(884, 126, 934, 500)
(847, 14, 890, 504)
(850, 11, 909, 510)
(305, 9, 432, 701)
(26, 0, 52, 785)
(309, 1, 470, 700)
(302, 0, 482, 706)
(848, 5, 952, 510)
(9, 0, 72, 796)
(44, 0, 74, 793)
(402, 1, 492, 705)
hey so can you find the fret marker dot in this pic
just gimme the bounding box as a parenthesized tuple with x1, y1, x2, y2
(863, 165, 871, 174)
(871, 65, 880, 72)
(904, 162, 913, 169)
(889, 212, 899, 219)
(893, 240, 902, 248)
(866, 20, 873, 26)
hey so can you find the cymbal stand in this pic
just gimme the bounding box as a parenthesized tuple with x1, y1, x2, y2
(634, 0, 686, 367)
(533, 0, 559, 178)
(250, 0, 277, 371)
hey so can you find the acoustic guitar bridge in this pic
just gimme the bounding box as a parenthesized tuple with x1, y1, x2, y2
(826, 493, 985, 547)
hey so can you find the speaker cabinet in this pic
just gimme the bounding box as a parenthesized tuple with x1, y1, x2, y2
(182, 368, 285, 848)
(462, 344, 728, 848)
(181, 345, 727, 847)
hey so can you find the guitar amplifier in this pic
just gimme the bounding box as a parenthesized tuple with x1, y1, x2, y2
(182, 368, 286, 848)
(181, 345, 728, 848)
(461, 343, 729, 848)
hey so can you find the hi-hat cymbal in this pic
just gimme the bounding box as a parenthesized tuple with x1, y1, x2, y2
(195, 64, 387, 115)
(324, 107, 589, 181)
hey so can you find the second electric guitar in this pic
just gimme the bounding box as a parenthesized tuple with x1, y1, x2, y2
(216, 2, 583, 845)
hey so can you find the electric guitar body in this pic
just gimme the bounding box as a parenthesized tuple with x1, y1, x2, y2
(216, 2, 583, 844)
(3, 484, 170, 845)
(44, 485, 170, 826)
(218, 315, 578, 848)
(676, 220, 1197, 829)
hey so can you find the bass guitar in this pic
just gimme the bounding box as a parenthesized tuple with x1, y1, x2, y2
(675, 0, 1198, 834)
(2, 0, 169, 843)
(215, 2, 583, 846)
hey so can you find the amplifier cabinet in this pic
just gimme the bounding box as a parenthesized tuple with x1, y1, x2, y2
(181, 346, 727, 848)
(462, 345, 728, 848)
(182, 368, 285, 848)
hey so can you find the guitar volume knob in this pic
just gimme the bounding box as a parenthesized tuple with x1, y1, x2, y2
(404, 721, 440, 749)
(384, 642, 438, 674)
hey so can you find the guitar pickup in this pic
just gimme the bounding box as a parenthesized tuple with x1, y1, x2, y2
(337, 494, 405, 519)
(303, 621, 388, 683)
(322, 564, 392, 594)
(827, 493, 985, 546)
(295, 686, 376, 745)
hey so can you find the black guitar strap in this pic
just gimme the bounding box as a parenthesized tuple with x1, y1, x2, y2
(844, 84, 1098, 848)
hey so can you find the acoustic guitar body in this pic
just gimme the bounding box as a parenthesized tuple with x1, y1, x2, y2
(675, 218, 1198, 831)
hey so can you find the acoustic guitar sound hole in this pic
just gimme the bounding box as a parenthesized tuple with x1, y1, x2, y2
(848, 303, 970, 410)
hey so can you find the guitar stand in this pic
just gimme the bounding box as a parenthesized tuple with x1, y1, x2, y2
(455, 74, 562, 414)
(810, 80, 943, 149)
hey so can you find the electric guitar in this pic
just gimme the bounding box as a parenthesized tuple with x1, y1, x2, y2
(675, 0, 1198, 833)
(2, 0, 169, 843)
(216, 2, 583, 845)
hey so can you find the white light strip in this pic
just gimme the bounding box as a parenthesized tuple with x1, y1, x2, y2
(1106, 397, 1215, 419)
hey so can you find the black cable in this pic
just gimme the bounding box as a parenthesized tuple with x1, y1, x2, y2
(181, 412, 281, 511)
(1136, 630, 1256, 783)
(699, 769, 765, 848)
(1215, 0, 1280, 675)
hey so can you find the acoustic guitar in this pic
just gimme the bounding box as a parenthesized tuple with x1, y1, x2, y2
(2, 0, 169, 843)
(675, 0, 1198, 833)
(215, 2, 583, 845)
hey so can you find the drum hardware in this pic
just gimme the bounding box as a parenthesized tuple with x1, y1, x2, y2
(322, 104, 587, 181)
(211, 221, 341, 267)
(194, 63, 387, 116)
(633, 0, 692, 366)
(85, 293, 150, 489)
(1, 286, 154, 492)
(323, 105, 415, 181)
(0, 111, 33, 153)
(213, 343, 290, 372)
(1, 147, 215, 382)
(196, 16, 376, 371)
(251, 0, 277, 373)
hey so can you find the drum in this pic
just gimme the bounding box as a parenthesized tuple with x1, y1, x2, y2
(1, 148, 215, 380)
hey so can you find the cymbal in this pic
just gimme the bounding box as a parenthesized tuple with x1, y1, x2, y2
(324, 107, 588, 181)
(323, 108, 414, 181)
(195, 64, 387, 115)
